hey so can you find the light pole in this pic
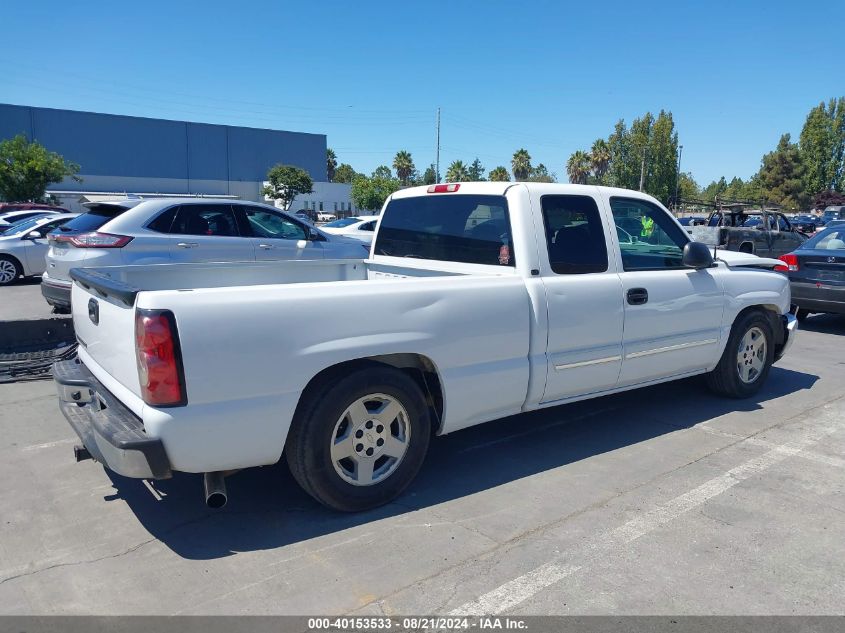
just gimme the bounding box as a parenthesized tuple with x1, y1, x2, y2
(674, 145, 684, 211)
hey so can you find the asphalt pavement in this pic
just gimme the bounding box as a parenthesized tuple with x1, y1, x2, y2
(0, 312, 843, 615)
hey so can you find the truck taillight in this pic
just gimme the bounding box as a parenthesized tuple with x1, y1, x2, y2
(427, 183, 460, 193)
(775, 253, 799, 272)
(135, 309, 186, 407)
(69, 232, 133, 248)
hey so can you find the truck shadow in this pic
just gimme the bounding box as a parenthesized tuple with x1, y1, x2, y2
(103, 366, 818, 560)
(794, 313, 845, 335)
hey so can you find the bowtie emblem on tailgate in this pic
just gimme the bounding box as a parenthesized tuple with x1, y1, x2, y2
(88, 298, 99, 325)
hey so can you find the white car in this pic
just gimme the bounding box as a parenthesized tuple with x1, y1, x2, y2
(55, 183, 795, 512)
(316, 211, 337, 222)
(319, 216, 378, 244)
(0, 214, 78, 285)
(0, 208, 64, 228)
(41, 198, 370, 310)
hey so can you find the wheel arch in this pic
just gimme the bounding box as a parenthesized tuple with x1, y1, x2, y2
(295, 353, 445, 435)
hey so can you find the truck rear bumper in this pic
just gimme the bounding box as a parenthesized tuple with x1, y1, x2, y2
(776, 313, 798, 361)
(54, 358, 172, 479)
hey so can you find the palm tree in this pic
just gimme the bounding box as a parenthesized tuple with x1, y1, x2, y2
(393, 150, 415, 185)
(590, 139, 610, 183)
(511, 149, 532, 181)
(566, 150, 591, 184)
(326, 148, 337, 182)
(488, 166, 511, 182)
(445, 160, 470, 183)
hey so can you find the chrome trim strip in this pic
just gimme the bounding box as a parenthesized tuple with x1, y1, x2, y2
(554, 355, 622, 371)
(626, 338, 717, 359)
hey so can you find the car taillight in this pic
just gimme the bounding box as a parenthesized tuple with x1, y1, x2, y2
(68, 232, 133, 248)
(775, 253, 799, 272)
(427, 183, 460, 193)
(135, 309, 186, 407)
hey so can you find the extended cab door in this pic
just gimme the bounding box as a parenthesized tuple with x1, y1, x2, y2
(167, 203, 255, 263)
(606, 196, 725, 386)
(537, 192, 625, 403)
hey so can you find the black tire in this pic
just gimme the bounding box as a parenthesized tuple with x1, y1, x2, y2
(795, 308, 811, 322)
(0, 255, 23, 286)
(285, 366, 431, 512)
(706, 310, 774, 398)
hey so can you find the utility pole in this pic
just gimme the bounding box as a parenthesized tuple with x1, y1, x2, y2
(638, 148, 646, 192)
(435, 107, 441, 183)
(674, 144, 684, 211)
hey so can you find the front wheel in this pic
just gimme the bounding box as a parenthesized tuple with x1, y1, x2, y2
(0, 256, 22, 286)
(706, 311, 774, 398)
(285, 366, 431, 512)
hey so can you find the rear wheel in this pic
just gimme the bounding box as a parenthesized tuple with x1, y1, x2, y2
(706, 310, 774, 398)
(285, 366, 431, 512)
(0, 256, 22, 286)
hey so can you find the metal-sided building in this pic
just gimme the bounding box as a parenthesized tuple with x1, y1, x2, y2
(0, 103, 355, 213)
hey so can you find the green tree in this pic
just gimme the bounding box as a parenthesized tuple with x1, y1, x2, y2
(262, 164, 314, 210)
(511, 148, 532, 181)
(326, 148, 337, 182)
(758, 134, 809, 210)
(350, 173, 401, 211)
(566, 150, 591, 184)
(527, 163, 556, 183)
(392, 150, 415, 185)
(467, 157, 486, 181)
(488, 166, 510, 182)
(372, 165, 393, 180)
(701, 177, 728, 202)
(799, 98, 845, 195)
(445, 160, 470, 183)
(676, 172, 700, 202)
(0, 134, 81, 202)
(333, 163, 359, 184)
(590, 139, 611, 183)
(422, 164, 437, 185)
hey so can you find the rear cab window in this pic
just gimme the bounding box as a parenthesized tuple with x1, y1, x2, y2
(374, 194, 515, 266)
(541, 195, 608, 274)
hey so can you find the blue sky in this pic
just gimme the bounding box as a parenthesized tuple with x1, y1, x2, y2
(1, 0, 842, 185)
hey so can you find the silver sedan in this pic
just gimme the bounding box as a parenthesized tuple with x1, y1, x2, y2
(0, 214, 78, 286)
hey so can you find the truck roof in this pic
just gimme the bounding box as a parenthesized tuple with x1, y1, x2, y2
(389, 182, 664, 205)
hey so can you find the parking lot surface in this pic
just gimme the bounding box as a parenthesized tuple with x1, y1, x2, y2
(0, 315, 843, 615)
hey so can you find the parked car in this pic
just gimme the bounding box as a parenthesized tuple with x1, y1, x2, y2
(825, 219, 845, 229)
(319, 216, 378, 244)
(0, 214, 78, 285)
(55, 183, 795, 512)
(791, 215, 817, 233)
(0, 208, 65, 228)
(316, 211, 337, 222)
(0, 202, 69, 216)
(692, 209, 807, 257)
(41, 198, 370, 311)
(776, 226, 845, 321)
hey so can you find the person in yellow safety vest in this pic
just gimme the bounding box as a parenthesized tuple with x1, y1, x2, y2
(640, 215, 655, 239)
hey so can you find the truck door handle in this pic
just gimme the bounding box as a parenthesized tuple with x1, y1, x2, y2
(176, 242, 199, 249)
(258, 243, 275, 250)
(627, 288, 649, 305)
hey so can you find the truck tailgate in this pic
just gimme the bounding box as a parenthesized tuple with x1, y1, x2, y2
(70, 270, 142, 403)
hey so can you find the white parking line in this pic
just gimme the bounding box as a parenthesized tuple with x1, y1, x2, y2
(450, 404, 842, 616)
(21, 437, 76, 452)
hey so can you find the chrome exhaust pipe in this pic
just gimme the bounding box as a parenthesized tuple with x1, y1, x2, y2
(203, 471, 227, 509)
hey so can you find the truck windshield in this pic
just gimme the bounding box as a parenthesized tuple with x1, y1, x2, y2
(375, 194, 515, 266)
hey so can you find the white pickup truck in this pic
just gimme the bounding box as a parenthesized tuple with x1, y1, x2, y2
(55, 183, 797, 512)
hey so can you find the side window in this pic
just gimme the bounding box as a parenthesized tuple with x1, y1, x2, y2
(541, 195, 608, 274)
(171, 205, 239, 236)
(147, 206, 178, 233)
(360, 221, 376, 232)
(244, 207, 307, 240)
(610, 197, 690, 271)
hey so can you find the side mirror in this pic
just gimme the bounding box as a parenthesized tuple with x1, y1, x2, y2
(25, 231, 42, 240)
(682, 241, 714, 269)
(307, 228, 325, 241)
